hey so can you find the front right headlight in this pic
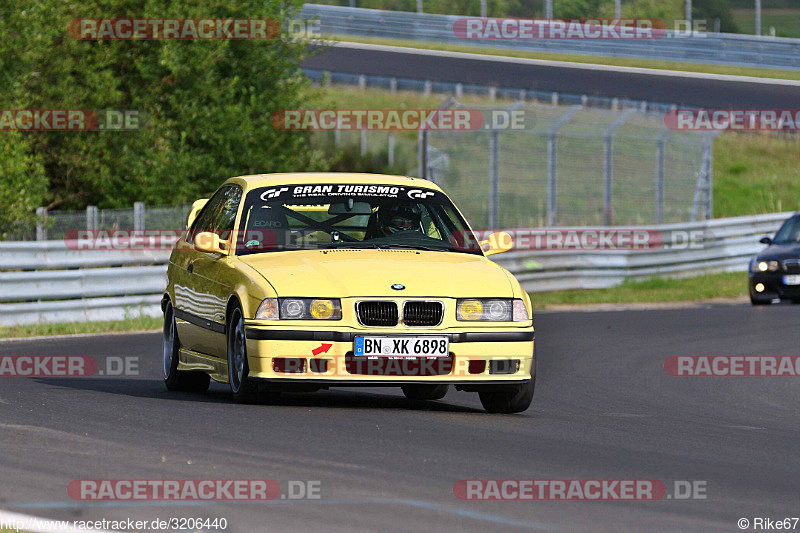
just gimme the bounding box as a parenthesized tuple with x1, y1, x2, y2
(753, 260, 779, 272)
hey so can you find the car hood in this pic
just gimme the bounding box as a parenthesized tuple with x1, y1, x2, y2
(238, 249, 514, 298)
(756, 243, 800, 261)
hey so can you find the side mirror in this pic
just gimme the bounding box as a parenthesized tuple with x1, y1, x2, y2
(759, 236, 773, 245)
(186, 198, 209, 229)
(481, 231, 514, 256)
(194, 232, 229, 255)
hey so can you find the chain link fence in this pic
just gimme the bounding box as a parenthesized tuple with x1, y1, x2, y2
(421, 100, 718, 228)
(5, 203, 191, 241)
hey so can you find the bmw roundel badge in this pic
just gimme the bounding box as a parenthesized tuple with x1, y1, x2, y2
(391, 284, 405, 291)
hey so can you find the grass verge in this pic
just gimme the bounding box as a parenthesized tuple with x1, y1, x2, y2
(530, 272, 747, 308)
(0, 316, 161, 340)
(330, 35, 800, 81)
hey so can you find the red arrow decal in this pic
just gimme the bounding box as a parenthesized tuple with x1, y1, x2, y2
(312, 343, 332, 356)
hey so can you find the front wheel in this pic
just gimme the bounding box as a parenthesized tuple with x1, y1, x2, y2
(163, 302, 210, 393)
(402, 384, 449, 401)
(227, 307, 261, 404)
(479, 380, 535, 414)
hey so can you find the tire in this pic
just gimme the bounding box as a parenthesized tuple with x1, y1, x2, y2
(749, 293, 772, 305)
(479, 380, 535, 414)
(401, 384, 449, 401)
(227, 307, 260, 404)
(479, 351, 536, 414)
(162, 302, 210, 393)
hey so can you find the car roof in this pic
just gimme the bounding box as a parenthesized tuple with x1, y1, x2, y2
(223, 173, 443, 193)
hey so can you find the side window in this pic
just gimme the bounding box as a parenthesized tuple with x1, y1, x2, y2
(187, 187, 231, 244)
(211, 187, 242, 239)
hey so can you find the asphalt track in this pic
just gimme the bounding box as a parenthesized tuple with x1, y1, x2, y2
(1, 304, 799, 532)
(304, 43, 800, 108)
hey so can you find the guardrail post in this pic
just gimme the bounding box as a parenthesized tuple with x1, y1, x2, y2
(603, 108, 637, 225)
(86, 206, 98, 231)
(423, 80, 431, 98)
(489, 87, 496, 102)
(358, 74, 366, 92)
(455, 83, 463, 99)
(546, 105, 582, 226)
(551, 92, 558, 106)
(388, 133, 395, 167)
(134, 202, 145, 231)
(390, 77, 397, 94)
(488, 129, 499, 229)
(655, 128, 673, 224)
(36, 207, 47, 241)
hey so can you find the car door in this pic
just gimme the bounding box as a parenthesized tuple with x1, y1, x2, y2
(174, 186, 242, 357)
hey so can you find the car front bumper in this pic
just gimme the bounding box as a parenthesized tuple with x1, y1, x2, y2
(243, 325, 535, 384)
(749, 272, 800, 300)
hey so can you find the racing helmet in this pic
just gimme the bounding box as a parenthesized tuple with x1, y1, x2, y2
(377, 204, 422, 235)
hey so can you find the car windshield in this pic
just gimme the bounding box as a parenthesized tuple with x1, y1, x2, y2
(772, 216, 800, 244)
(235, 183, 481, 255)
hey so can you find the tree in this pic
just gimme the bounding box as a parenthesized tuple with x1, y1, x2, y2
(0, 0, 326, 214)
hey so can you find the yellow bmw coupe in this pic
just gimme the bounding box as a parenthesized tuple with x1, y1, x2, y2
(162, 173, 535, 413)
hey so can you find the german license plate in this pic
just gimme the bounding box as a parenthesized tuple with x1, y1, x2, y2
(783, 275, 800, 285)
(354, 336, 449, 357)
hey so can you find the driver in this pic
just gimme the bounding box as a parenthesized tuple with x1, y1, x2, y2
(376, 204, 423, 236)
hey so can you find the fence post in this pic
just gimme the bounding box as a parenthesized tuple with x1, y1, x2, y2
(603, 108, 636, 225)
(36, 207, 47, 241)
(418, 130, 428, 180)
(488, 129, 499, 229)
(360, 129, 367, 156)
(86, 206, 98, 231)
(134, 202, 145, 231)
(655, 128, 673, 224)
(546, 106, 582, 226)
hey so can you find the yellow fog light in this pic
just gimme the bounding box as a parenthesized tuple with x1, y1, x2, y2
(458, 299, 484, 321)
(755, 283, 765, 293)
(311, 299, 337, 320)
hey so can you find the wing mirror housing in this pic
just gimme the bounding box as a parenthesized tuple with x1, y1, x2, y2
(186, 199, 209, 229)
(481, 231, 514, 256)
(194, 232, 229, 255)
(759, 236, 773, 245)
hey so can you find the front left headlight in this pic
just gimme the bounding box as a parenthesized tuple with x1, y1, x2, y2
(457, 298, 529, 322)
(280, 298, 342, 320)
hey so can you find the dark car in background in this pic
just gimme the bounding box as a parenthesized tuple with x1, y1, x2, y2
(749, 213, 800, 305)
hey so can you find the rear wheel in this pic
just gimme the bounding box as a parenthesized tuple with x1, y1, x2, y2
(401, 384, 449, 401)
(162, 302, 210, 393)
(227, 307, 261, 404)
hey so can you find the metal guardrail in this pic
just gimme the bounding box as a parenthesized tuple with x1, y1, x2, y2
(0, 213, 791, 326)
(300, 4, 800, 71)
